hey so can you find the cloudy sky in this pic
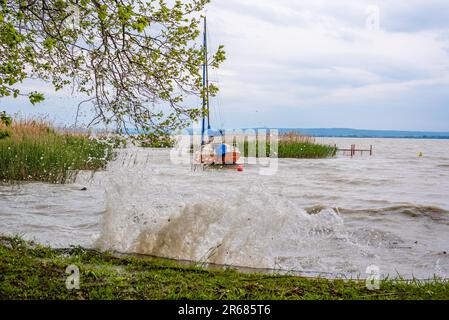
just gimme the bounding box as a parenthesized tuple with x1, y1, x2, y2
(4, 0, 449, 131)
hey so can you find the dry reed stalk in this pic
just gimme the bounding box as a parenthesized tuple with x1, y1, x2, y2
(279, 131, 315, 144)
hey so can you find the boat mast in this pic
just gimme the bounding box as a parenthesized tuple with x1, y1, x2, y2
(201, 17, 209, 146)
(205, 17, 211, 131)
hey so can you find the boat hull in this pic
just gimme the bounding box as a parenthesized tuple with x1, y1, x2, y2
(195, 143, 241, 165)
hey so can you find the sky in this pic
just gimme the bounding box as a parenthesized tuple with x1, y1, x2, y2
(3, 0, 449, 131)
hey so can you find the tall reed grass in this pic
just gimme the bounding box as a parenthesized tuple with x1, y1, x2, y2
(242, 132, 336, 159)
(0, 119, 114, 183)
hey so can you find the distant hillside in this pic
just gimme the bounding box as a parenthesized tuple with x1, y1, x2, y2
(132, 127, 449, 139)
(273, 128, 449, 139)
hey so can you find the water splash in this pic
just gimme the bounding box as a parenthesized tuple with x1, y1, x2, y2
(95, 148, 345, 271)
(3, 138, 449, 278)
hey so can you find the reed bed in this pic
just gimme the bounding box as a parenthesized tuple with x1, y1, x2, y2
(0, 119, 114, 183)
(241, 132, 336, 159)
(279, 131, 316, 144)
(139, 134, 175, 148)
(190, 132, 336, 159)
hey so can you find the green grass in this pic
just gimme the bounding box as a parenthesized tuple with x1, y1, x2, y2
(191, 140, 336, 159)
(195, 132, 337, 159)
(1, 236, 448, 300)
(140, 136, 175, 148)
(241, 141, 337, 159)
(0, 121, 114, 183)
(277, 141, 337, 158)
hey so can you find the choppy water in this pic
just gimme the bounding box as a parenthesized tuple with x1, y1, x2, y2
(1, 138, 449, 279)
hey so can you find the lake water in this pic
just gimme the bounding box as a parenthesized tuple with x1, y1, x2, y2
(1, 138, 449, 279)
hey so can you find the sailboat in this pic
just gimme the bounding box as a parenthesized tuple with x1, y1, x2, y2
(195, 17, 242, 167)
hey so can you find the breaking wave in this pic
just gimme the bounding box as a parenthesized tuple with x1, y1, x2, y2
(96, 160, 345, 270)
(87, 147, 449, 278)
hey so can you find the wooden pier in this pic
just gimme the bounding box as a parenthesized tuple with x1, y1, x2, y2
(336, 144, 373, 157)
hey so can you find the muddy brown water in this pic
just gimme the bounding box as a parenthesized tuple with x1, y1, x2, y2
(1, 138, 449, 279)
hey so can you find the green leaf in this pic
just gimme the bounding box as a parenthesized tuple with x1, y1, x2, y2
(1, 111, 12, 127)
(29, 92, 45, 105)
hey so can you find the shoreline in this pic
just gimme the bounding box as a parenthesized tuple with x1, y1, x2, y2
(1, 236, 448, 300)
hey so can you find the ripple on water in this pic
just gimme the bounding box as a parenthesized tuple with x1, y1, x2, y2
(2, 139, 449, 278)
